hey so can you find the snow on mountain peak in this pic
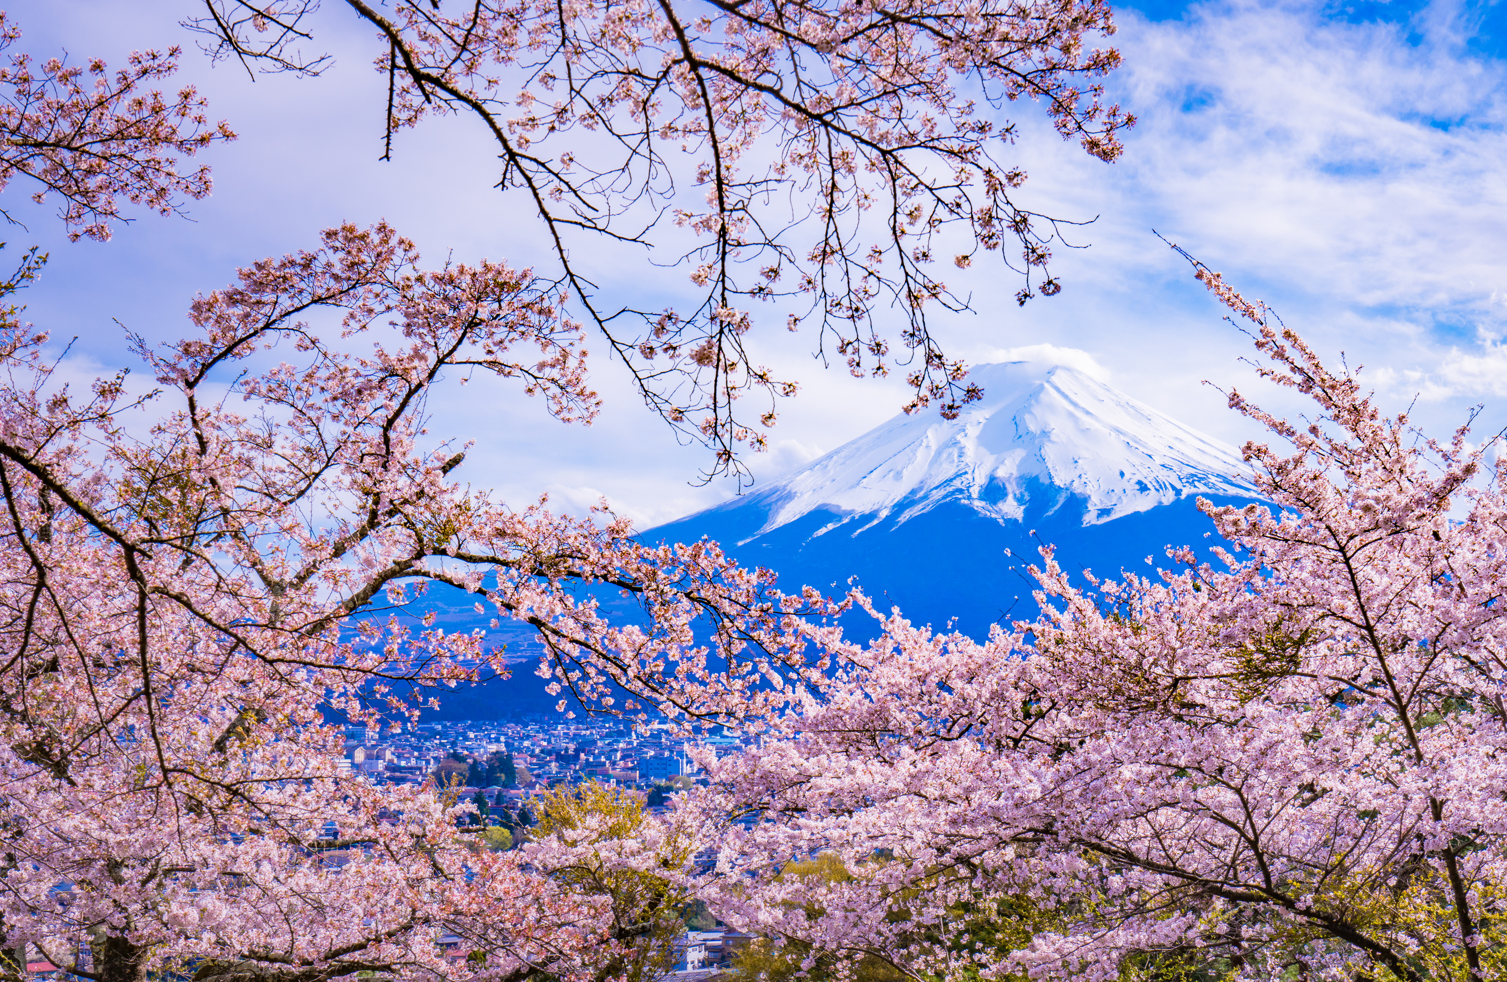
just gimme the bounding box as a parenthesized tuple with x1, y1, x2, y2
(744, 361, 1257, 540)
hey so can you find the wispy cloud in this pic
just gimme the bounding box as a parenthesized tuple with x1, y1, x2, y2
(935, 0, 1507, 442)
(973, 344, 1114, 381)
(1117, 0, 1507, 316)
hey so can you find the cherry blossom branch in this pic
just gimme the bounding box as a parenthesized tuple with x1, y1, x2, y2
(182, 0, 1130, 480)
(0, 14, 234, 241)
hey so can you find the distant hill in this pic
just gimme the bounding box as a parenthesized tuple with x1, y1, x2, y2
(356, 361, 1262, 717)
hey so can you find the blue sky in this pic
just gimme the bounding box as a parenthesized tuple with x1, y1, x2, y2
(10, 0, 1507, 527)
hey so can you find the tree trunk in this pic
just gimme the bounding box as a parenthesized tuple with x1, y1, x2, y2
(95, 934, 147, 982)
(0, 942, 23, 982)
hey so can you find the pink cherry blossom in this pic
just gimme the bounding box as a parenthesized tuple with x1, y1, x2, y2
(185, 0, 1131, 478)
(0, 223, 833, 980)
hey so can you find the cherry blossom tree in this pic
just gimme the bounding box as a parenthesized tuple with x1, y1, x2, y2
(0, 4, 1228, 977)
(0, 4, 1498, 979)
(0, 221, 837, 982)
(4, 6, 1500, 981)
(676, 263, 1507, 982)
(181, 0, 1131, 478)
(0, 0, 1130, 469)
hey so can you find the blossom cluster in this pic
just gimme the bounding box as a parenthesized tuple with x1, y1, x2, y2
(0, 14, 233, 241)
(666, 278, 1507, 982)
(0, 223, 833, 980)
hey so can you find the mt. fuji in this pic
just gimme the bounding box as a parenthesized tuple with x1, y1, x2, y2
(374, 361, 1264, 717)
(645, 361, 1261, 635)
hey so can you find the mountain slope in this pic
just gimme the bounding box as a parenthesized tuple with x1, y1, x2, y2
(646, 361, 1259, 635)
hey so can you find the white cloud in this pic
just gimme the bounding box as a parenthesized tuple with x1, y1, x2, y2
(921, 0, 1507, 445)
(1435, 340, 1507, 396)
(748, 438, 827, 477)
(973, 344, 1113, 381)
(1118, 0, 1507, 320)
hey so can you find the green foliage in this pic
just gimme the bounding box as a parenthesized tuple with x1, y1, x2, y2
(727, 854, 1055, 982)
(481, 826, 513, 851)
(534, 781, 692, 982)
(917, 893, 1050, 982)
(727, 938, 906, 982)
(1229, 618, 1313, 701)
(681, 898, 718, 931)
(1116, 948, 1239, 982)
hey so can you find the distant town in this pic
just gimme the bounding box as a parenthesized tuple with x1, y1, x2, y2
(340, 714, 747, 796)
(340, 715, 755, 978)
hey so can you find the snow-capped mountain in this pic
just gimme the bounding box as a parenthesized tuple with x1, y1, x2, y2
(646, 361, 1260, 635)
(363, 361, 1262, 717)
(730, 361, 1252, 537)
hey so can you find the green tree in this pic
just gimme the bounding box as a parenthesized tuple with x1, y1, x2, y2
(533, 781, 692, 982)
(680, 899, 718, 932)
(727, 854, 1051, 982)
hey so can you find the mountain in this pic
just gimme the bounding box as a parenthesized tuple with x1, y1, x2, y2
(356, 361, 1262, 717)
(644, 361, 1260, 636)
